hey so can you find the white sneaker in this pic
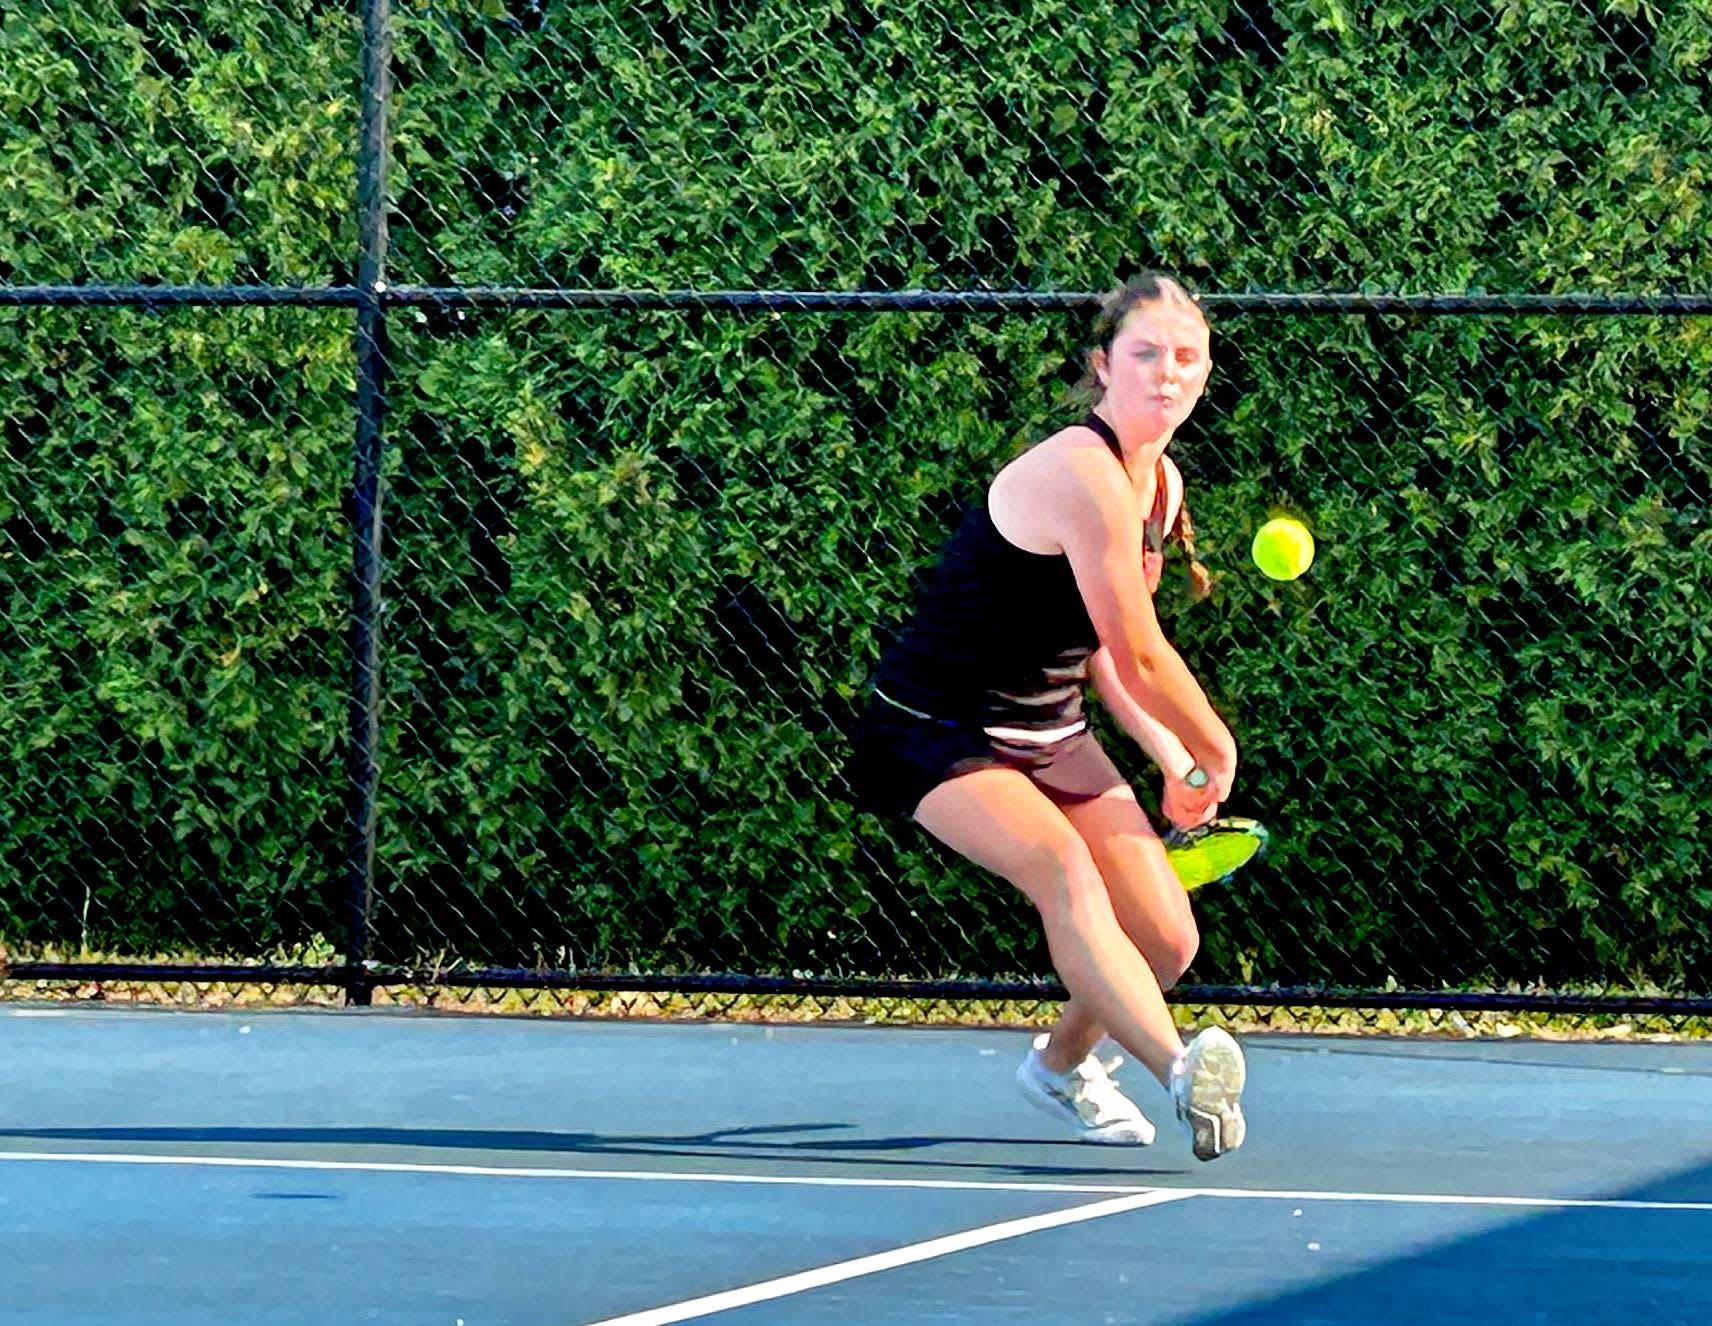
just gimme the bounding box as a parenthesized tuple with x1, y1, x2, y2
(1016, 1033, 1157, 1145)
(1169, 1027, 1247, 1161)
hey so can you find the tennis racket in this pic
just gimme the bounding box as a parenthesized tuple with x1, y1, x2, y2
(1164, 817, 1269, 891)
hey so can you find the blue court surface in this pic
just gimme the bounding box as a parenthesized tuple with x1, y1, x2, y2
(3, 1006, 1710, 1325)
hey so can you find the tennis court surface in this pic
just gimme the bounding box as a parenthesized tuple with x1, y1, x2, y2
(4, 1005, 1709, 1325)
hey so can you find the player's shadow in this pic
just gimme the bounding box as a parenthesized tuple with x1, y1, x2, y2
(0, 1121, 1190, 1180)
(1171, 1154, 1712, 1326)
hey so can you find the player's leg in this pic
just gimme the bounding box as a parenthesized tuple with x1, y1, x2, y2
(1032, 740, 1199, 1080)
(1025, 739, 1245, 1159)
(913, 765, 1185, 1084)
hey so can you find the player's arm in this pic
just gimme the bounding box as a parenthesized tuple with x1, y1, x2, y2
(1088, 647, 1195, 776)
(1089, 451, 1199, 771)
(1048, 450, 1236, 796)
(1090, 645, 1220, 830)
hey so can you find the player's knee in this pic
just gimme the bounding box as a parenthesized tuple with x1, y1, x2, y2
(1151, 916, 1201, 989)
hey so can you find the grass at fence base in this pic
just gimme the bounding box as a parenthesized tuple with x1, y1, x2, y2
(3, 956, 1706, 1042)
(365, 986, 1711, 1043)
(0, 975, 348, 1010)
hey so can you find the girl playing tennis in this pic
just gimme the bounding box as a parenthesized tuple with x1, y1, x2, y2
(849, 275, 1246, 1159)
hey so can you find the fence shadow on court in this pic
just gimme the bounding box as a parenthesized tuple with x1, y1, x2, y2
(0, 1120, 1187, 1183)
(1178, 1155, 1712, 1326)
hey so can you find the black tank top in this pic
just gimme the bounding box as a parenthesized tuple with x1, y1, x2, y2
(872, 415, 1168, 734)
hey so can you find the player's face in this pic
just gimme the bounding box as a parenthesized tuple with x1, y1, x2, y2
(1095, 299, 1211, 441)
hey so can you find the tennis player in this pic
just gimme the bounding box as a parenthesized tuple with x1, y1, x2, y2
(849, 275, 1246, 1159)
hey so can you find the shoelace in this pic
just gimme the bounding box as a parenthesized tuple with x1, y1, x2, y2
(1070, 1057, 1140, 1126)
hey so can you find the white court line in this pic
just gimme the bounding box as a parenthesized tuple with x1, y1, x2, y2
(574, 1189, 1191, 1326)
(0, 1151, 1148, 1196)
(3, 1151, 1712, 1213)
(1195, 1185, 1712, 1213)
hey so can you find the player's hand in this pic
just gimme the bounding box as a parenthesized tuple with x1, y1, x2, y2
(1161, 770, 1219, 833)
(1192, 741, 1237, 804)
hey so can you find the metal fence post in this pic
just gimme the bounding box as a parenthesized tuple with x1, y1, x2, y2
(345, 0, 392, 1006)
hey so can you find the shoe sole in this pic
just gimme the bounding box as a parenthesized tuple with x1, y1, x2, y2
(1015, 1065, 1157, 1146)
(1181, 1028, 1246, 1161)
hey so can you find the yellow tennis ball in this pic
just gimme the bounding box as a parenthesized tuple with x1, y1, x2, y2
(1251, 517, 1315, 581)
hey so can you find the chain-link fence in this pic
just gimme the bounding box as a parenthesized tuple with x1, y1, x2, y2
(3, 1, 1710, 1024)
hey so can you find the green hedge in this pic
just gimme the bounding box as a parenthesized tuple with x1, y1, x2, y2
(2, 1, 353, 955)
(3, 0, 1709, 991)
(0, 305, 353, 954)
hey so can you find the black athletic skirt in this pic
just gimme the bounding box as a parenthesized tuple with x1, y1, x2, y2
(846, 692, 1118, 820)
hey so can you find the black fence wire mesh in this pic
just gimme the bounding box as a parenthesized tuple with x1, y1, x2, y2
(2, 0, 1710, 1025)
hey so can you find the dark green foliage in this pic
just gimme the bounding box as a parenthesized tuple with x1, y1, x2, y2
(0, 305, 352, 954)
(1, 1, 355, 283)
(3, 1, 1709, 992)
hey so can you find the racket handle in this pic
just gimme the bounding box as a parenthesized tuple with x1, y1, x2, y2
(1185, 766, 1209, 789)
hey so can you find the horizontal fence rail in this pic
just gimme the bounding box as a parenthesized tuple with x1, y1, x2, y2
(7, 285, 1712, 315)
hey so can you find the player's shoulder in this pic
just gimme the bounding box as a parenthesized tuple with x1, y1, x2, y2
(1021, 424, 1129, 501)
(990, 425, 1130, 549)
